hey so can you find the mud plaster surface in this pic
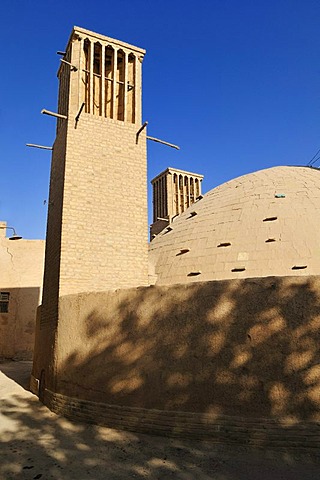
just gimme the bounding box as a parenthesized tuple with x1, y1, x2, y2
(1, 361, 319, 480)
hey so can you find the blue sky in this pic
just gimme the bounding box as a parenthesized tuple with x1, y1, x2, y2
(1, 0, 320, 239)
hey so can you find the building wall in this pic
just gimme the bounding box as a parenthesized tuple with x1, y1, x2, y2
(40, 121, 67, 329)
(59, 113, 148, 296)
(32, 276, 320, 426)
(0, 234, 45, 359)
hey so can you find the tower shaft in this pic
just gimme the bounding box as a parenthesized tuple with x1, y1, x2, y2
(41, 27, 148, 328)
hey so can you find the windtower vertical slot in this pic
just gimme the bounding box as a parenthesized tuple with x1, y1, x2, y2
(116, 50, 125, 121)
(127, 54, 136, 123)
(83, 39, 91, 113)
(105, 46, 114, 118)
(93, 43, 102, 116)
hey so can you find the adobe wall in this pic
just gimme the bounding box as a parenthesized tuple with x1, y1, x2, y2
(33, 276, 320, 426)
(0, 237, 45, 359)
(59, 113, 148, 296)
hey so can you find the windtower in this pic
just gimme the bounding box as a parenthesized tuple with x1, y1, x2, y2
(41, 27, 148, 327)
(150, 167, 203, 238)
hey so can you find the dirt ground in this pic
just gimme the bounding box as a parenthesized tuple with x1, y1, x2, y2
(1, 361, 320, 480)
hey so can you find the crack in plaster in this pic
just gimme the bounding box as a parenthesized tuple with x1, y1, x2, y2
(6, 246, 14, 263)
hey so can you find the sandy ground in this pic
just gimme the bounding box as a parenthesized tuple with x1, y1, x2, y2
(1, 361, 320, 480)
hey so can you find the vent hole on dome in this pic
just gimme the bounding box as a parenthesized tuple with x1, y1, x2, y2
(188, 211, 197, 218)
(263, 216, 278, 222)
(187, 271, 201, 276)
(265, 238, 276, 243)
(195, 195, 203, 201)
(176, 248, 190, 256)
(231, 267, 246, 272)
(217, 242, 231, 248)
(164, 226, 173, 234)
(292, 265, 307, 270)
(275, 193, 286, 198)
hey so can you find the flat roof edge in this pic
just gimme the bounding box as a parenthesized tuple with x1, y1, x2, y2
(151, 167, 204, 184)
(69, 26, 146, 55)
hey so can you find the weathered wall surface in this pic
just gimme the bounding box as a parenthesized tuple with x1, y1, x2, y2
(0, 236, 45, 359)
(33, 276, 320, 424)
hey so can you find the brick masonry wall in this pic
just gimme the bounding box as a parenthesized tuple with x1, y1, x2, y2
(43, 388, 320, 451)
(59, 114, 148, 296)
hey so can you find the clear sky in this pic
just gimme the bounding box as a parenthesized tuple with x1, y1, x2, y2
(1, 0, 320, 239)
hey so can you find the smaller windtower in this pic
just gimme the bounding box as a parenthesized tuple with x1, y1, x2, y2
(150, 167, 203, 238)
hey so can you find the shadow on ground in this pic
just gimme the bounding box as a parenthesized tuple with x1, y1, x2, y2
(1, 365, 320, 479)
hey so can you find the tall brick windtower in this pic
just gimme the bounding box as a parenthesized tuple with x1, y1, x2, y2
(41, 27, 148, 327)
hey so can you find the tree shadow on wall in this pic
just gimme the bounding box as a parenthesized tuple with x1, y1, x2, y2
(58, 276, 320, 426)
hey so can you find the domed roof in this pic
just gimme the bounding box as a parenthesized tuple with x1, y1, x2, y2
(149, 166, 320, 285)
